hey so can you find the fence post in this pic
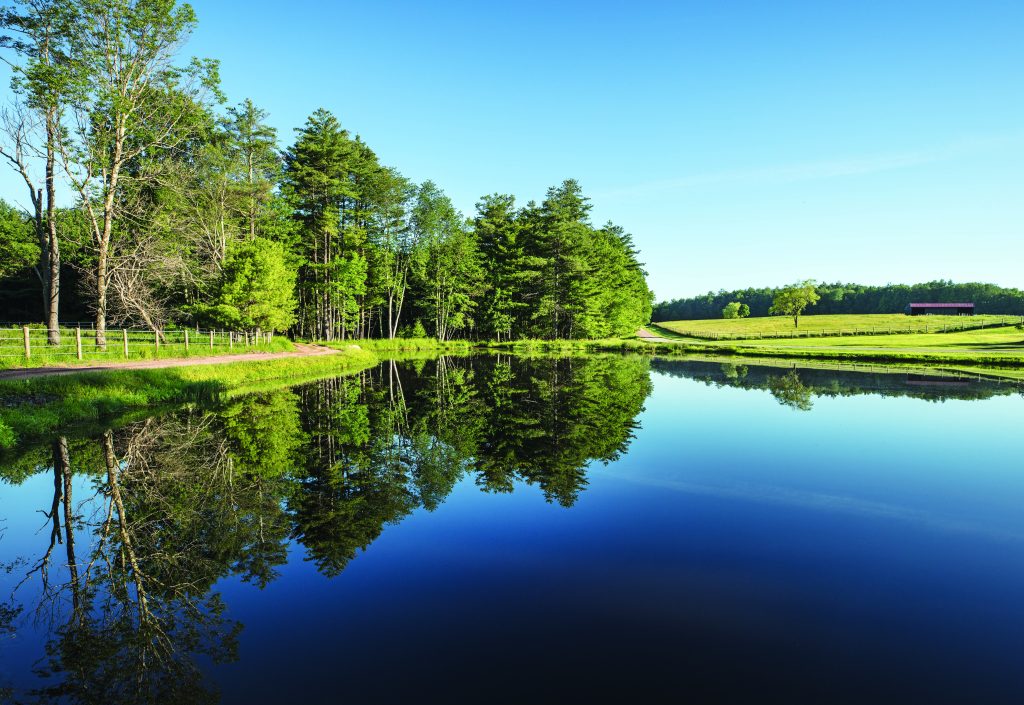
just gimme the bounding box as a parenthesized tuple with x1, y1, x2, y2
(22, 326, 30, 360)
(184, 329, 189, 351)
(122, 329, 128, 358)
(155, 329, 160, 353)
(229, 332, 234, 350)
(75, 327, 82, 360)
(209, 330, 214, 349)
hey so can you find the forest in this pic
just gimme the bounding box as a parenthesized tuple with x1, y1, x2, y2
(0, 0, 652, 344)
(652, 280, 1024, 321)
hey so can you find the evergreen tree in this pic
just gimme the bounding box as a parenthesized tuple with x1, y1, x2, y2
(410, 181, 484, 340)
(224, 99, 280, 240)
(207, 237, 297, 336)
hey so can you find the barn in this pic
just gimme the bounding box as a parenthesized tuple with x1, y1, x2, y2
(906, 303, 975, 316)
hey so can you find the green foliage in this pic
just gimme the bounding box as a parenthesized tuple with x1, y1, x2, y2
(654, 313, 1016, 339)
(471, 181, 652, 341)
(0, 346, 378, 448)
(0, 417, 14, 447)
(636, 320, 1024, 373)
(655, 280, 1024, 321)
(722, 302, 751, 319)
(770, 280, 821, 328)
(0, 200, 39, 278)
(208, 238, 297, 334)
(411, 181, 483, 340)
(1, 6, 653, 343)
(225, 98, 281, 239)
(406, 320, 427, 338)
(767, 371, 814, 410)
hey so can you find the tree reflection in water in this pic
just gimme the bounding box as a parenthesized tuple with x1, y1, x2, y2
(1, 353, 652, 703)
(651, 357, 1022, 409)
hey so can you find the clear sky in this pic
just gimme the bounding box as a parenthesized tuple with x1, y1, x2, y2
(4, 0, 1023, 301)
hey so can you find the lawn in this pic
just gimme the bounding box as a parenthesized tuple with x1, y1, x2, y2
(0, 326, 292, 370)
(0, 346, 378, 450)
(654, 313, 1020, 340)
(640, 317, 1024, 371)
(731, 325, 1024, 353)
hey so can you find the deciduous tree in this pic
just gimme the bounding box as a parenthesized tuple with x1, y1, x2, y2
(769, 280, 820, 328)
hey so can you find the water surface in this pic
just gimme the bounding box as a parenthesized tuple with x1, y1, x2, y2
(1, 355, 1022, 703)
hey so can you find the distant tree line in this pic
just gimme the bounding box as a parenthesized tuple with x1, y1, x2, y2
(0, 0, 652, 343)
(653, 281, 1024, 321)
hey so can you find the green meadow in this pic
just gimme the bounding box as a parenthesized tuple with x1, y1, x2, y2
(0, 346, 378, 450)
(0, 327, 293, 370)
(654, 313, 1019, 340)
(641, 317, 1024, 378)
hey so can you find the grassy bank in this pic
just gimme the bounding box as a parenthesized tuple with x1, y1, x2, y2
(327, 338, 475, 354)
(484, 338, 650, 354)
(0, 333, 293, 370)
(635, 339, 1024, 379)
(639, 317, 1024, 372)
(0, 346, 378, 450)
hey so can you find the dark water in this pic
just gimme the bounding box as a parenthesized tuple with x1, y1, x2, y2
(1, 355, 1023, 704)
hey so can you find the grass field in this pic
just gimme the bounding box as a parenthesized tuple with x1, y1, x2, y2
(654, 314, 1020, 340)
(0, 345, 378, 449)
(731, 325, 1024, 352)
(0, 326, 292, 370)
(639, 317, 1024, 376)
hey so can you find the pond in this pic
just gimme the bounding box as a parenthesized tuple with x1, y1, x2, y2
(1, 355, 1023, 703)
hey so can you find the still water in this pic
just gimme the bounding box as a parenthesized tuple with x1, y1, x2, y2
(1, 355, 1023, 703)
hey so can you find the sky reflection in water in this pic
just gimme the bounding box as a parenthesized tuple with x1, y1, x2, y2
(1, 355, 1022, 704)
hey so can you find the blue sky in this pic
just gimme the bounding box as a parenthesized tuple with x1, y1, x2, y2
(4, 0, 1023, 300)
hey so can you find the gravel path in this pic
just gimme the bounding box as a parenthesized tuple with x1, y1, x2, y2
(636, 328, 674, 343)
(0, 343, 341, 381)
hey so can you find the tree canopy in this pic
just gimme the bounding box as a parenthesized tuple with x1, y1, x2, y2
(769, 280, 820, 328)
(0, 2, 652, 341)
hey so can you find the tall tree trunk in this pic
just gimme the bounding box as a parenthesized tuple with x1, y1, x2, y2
(32, 187, 50, 326)
(56, 436, 79, 607)
(95, 234, 108, 349)
(392, 284, 405, 340)
(387, 293, 394, 340)
(45, 111, 60, 345)
(248, 155, 256, 239)
(94, 127, 125, 351)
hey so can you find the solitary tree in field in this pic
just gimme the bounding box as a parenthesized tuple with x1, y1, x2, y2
(770, 281, 820, 328)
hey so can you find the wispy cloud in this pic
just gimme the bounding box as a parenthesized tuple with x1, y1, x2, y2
(598, 132, 1024, 200)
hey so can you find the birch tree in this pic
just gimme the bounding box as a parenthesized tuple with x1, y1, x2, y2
(58, 0, 218, 349)
(0, 0, 76, 343)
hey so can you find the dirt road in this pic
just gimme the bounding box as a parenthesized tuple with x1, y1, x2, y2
(0, 343, 341, 382)
(636, 328, 674, 343)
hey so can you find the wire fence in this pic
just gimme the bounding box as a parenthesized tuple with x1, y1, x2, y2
(661, 316, 1024, 341)
(0, 324, 276, 363)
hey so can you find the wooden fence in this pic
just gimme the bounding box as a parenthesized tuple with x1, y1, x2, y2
(0, 323, 274, 362)
(661, 316, 1024, 342)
